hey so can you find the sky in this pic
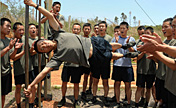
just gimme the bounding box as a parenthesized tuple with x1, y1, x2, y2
(1, 0, 176, 26)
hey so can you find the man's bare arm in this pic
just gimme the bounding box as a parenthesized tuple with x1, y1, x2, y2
(1, 46, 11, 57)
(157, 44, 176, 58)
(12, 50, 25, 61)
(110, 43, 122, 51)
(1, 38, 17, 57)
(153, 51, 176, 70)
(24, 67, 53, 97)
(24, 0, 60, 31)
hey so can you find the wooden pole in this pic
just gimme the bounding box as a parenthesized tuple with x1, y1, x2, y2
(0, 23, 2, 108)
(36, 0, 38, 21)
(25, 4, 29, 108)
(37, 0, 42, 107)
(44, 0, 48, 99)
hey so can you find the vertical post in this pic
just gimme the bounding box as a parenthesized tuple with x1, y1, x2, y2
(37, 0, 42, 107)
(36, 0, 38, 21)
(25, 4, 29, 108)
(0, 22, 2, 108)
(44, 0, 48, 99)
(68, 15, 71, 32)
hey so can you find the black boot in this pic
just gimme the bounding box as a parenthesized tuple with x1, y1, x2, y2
(57, 97, 66, 107)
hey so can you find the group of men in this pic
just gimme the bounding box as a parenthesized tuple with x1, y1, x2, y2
(1, 0, 176, 108)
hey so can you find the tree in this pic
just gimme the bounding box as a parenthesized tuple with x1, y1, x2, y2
(94, 16, 98, 23)
(114, 16, 119, 25)
(2, 0, 35, 24)
(133, 16, 137, 26)
(121, 12, 127, 22)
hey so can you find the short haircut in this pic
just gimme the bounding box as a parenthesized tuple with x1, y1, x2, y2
(83, 23, 91, 29)
(137, 26, 145, 31)
(72, 23, 81, 29)
(0, 18, 11, 26)
(13, 22, 23, 30)
(36, 25, 39, 29)
(146, 26, 154, 33)
(94, 24, 99, 28)
(34, 39, 43, 54)
(163, 18, 173, 26)
(120, 21, 129, 29)
(52, 1, 61, 7)
(28, 23, 36, 28)
(98, 21, 107, 28)
(173, 15, 176, 19)
(114, 26, 120, 31)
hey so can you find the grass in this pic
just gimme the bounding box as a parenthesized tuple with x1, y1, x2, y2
(53, 86, 61, 90)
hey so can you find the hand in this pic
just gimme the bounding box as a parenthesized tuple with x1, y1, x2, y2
(50, 10, 58, 18)
(137, 37, 159, 53)
(126, 36, 131, 43)
(140, 33, 162, 44)
(147, 54, 155, 59)
(23, 85, 32, 97)
(91, 32, 97, 37)
(24, 0, 35, 7)
(9, 38, 17, 49)
(114, 32, 119, 42)
(29, 41, 35, 52)
(15, 39, 23, 49)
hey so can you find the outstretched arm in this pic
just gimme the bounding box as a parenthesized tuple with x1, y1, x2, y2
(138, 35, 176, 58)
(24, 67, 53, 97)
(110, 43, 122, 51)
(24, 0, 60, 31)
(153, 51, 176, 70)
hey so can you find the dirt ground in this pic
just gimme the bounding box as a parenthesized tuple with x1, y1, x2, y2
(4, 87, 155, 108)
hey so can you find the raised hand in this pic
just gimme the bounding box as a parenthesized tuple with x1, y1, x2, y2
(126, 36, 131, 43)
(24, 0, 36, 7)
(137, 37, 159, 53)
(140, 33, 162, 44)
(91, 32, 97, 37)
(15, 39, 23, 49)
(9, 38, 17, 49)
(114, 32, 119, 42)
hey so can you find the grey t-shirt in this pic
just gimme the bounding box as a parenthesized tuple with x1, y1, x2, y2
(156, 39, 175, 80)
(64, 35, 91, 67)
(165, 39, 176, 96)
(42, 14, 65, 38)
(0, 37, 13, 76)
(29, 37, 45, 66)
(98, 34, 112, 43)
(13, 36, 33, 76)
(136, 39, 156, 75)
(46, 32, 91, 70)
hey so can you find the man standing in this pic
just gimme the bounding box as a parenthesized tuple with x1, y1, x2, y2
(90, 21, 112, 107)
(41, 1, 64, 40)
(81, 23, 93, 100)
(12, 22, 36, 108)
(0, 18, 23, 108)
(135, 26, 157, 108)
(57, 23, 82, 108)
(112, 22, 136, 108)
(155, 18, 174, 108)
